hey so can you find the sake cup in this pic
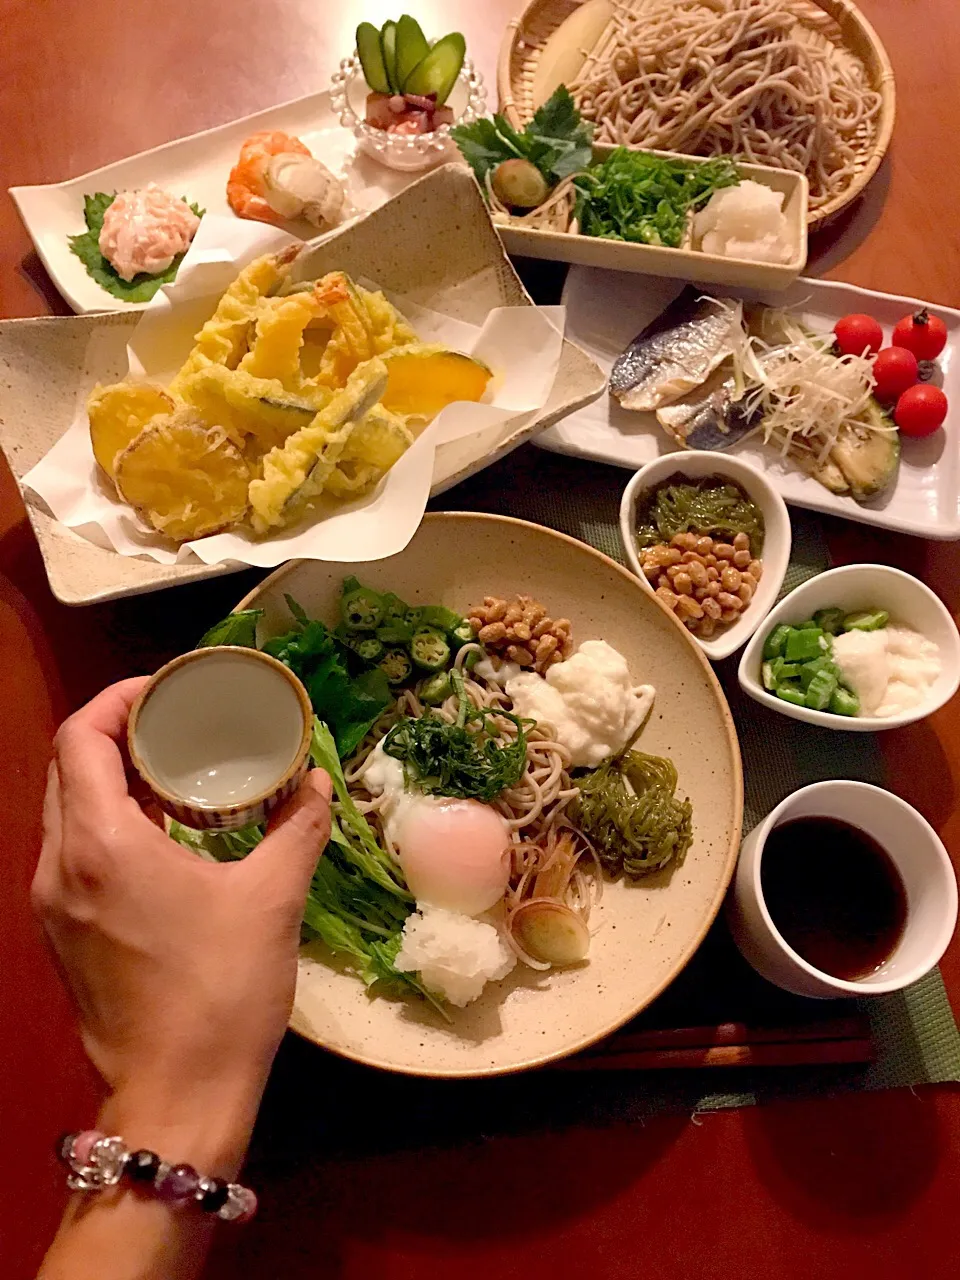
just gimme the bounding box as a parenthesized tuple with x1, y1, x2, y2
(128, 647, 313, 832)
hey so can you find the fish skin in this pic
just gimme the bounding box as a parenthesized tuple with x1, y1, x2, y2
(609, 287, 744, 412)
(656, 365, 763, 450)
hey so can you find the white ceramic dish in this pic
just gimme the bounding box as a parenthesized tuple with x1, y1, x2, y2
(330, 54, 485, 173)
(728, 780, 957, 998)
(498, 146, 808, 291)
(737, 563, 960, 730)
(537, 267, 960, 539)
(234, 512, 743, 1077)
(619, 454, 791, 662)
(128, 647, 313, 831)
(9, 90, 429, 314)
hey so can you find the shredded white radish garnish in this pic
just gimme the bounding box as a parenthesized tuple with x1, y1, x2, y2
(739, 312, 893, 464)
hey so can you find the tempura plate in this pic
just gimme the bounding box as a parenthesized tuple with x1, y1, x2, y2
(537, 267, 960, 539)
(0, 167, 605, 604)
(236, 512, 743, 1077)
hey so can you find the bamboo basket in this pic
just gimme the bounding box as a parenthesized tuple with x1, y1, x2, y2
(497, 0, 895, 229)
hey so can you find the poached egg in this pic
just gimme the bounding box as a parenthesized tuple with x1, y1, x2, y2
(362, 742, 511, 916)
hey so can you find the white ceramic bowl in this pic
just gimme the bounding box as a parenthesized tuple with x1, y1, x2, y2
(738, 563, 960, 731)
(128, 647, 313, 831)
(233, 512, 743, 1077)
(727, 781, 958, 998)
(619, 453, 791, 662)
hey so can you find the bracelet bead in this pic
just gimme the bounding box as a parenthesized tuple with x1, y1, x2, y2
(197, 1177, 230, 1213)
(156, 1162, 201, 1204)
(55, 1132, 256, 1223)
(218, 1184, 258, 1224)
(126, 1150, 162, 1183)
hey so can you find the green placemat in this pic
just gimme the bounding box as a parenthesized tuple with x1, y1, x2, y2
(428, 444, 960, 1105)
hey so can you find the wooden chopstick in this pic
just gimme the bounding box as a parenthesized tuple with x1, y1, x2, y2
(555, 1016, 874, 1071)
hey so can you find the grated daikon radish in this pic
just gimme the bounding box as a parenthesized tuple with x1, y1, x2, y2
(738, 313, 891, 464)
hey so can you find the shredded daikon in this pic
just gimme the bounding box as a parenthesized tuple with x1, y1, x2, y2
(739, 313, 892, 464)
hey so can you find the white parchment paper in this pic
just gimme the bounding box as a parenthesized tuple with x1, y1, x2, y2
(24, 215, 565, 567)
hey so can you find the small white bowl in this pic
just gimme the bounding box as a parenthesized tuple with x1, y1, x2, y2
(330, 54, 485, 173)
(727, 781, 958, 998)
(128, 647, 313, 831)
(619, 452, 791, 662)
(738, 563, 960, 731)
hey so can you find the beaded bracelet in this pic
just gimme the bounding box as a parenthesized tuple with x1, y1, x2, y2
(57, 1131, 257, 1224)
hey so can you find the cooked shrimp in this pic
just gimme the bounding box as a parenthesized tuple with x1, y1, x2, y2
(226, 130, 312, 225)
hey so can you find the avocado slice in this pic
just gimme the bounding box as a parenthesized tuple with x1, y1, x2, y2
(811, 456, 850, 495)
(829, 398, 901, 503)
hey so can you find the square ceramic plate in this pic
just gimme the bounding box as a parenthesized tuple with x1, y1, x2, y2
(536, 266, 960, 539)
(9, 90, 423, 315)
(0, 167, 605, 605)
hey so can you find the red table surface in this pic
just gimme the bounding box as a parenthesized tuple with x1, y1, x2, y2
(2, 2, 960, 1276)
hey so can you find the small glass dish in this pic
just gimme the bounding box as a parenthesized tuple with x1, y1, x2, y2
(331, 53, 485, 173)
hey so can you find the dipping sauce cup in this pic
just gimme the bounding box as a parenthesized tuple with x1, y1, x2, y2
(727, 780, 957, 998)
(128, 647, 313, 832)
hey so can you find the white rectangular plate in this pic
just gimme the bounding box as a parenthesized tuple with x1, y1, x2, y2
(536, 267, 960, 539)
(9, 91, 419, 315)
(497, 148, 808, 292)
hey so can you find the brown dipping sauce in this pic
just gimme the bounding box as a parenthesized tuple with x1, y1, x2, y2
(760, 817, 907, 981)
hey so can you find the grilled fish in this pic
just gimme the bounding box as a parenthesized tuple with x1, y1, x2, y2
(655, 363, 762, 450)
(609, 288, 744, 412)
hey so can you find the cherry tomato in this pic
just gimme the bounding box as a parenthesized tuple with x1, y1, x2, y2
(894, 384, 948, 438)
(834, 313, 883, 357)
(871, 346, 919, 402)
(892, 308, 947, 361)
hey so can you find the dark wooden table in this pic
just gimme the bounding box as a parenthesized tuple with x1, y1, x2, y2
(2, 3, 960, 1277)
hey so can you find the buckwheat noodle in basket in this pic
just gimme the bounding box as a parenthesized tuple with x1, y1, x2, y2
(568, 0, 882, 210)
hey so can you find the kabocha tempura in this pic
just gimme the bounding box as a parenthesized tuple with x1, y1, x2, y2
(86, 250, 492, 543)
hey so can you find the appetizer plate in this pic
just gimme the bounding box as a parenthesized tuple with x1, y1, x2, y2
(235, 512, 743, 1077)
(537, 267, 960, 539)
(0, 169, 605, 605)
(9, 90, 426, 315)
(497, 145, 808, 292)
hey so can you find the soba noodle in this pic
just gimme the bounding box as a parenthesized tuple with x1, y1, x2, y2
(569, 0, 882, 210)
(342, 643, 601, 947)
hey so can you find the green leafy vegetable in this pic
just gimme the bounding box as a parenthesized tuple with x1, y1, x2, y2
(262, 603, 392, 760)
(576, 149, 739, 248)
(197, 609, 263, 649)
(200, 594, 391, 759)
(383, 670, 531, 801)
(170, 719, 447, 1017)
(634, 474, 765, 552)
(68, 192, 203, 303)
(569, 750, 693, 878)
(451, 85, 594, 189)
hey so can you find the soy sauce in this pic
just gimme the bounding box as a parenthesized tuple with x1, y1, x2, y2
(760, 817, 907, 981)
